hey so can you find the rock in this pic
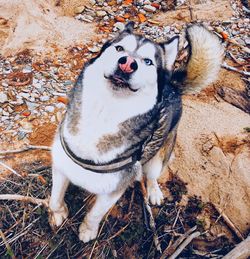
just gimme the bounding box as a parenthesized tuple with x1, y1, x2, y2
(40, 96, 50, 102)
(0, 93, 8, 103)
(56, 111, 62, 122)
(244, 37, 250, 45)
(96, 10, 107, 17)
(26, 101, 39, 111)
(114, 22, 125, 31)
(143, 5, 156, 12)
(2, 110, 9, 116)
(45, 105, 55, 113)
(56, 102, 66, 109)
(74, 5, 85, 14)
(22, 66, 32, 73)
(2, 82, 8, 87)
(88, 46, 101, 53)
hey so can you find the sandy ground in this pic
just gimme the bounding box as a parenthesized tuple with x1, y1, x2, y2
(0, 0, 250, 249)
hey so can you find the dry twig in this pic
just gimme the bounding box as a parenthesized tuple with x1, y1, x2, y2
(222, 235, 250, 259)
(0, 194, 49, 207)
(222, 62, 250, 77)
(0, 161, 22, 177)
(140, 179, 162, 253)
(214, 205, 244, 240)
(0, 229, 16, 259)
(0, 145, 51, 155)
(160, 226, 198, 259)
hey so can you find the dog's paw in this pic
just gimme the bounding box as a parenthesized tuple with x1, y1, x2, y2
(49, 203, 68, 228)
(147, 181, 164, 206)
(79, 222, 98, 243)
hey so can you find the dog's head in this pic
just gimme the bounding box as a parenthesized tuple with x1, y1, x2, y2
(90, 22, 179, 97)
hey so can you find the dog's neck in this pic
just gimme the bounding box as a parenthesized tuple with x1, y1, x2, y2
(62, 61, 158, 163)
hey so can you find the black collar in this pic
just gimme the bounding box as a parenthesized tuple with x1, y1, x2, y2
(60, 126, 140, 173)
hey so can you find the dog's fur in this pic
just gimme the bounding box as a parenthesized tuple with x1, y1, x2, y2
(49, 23, 223, 243)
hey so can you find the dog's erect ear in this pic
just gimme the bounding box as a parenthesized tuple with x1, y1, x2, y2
(124, 21, 135, 33)
(162, 36, 179, 70)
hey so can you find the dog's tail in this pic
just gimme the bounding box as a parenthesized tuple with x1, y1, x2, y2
(173, 25, 224, 94)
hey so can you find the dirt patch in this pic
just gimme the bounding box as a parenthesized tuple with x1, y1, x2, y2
(154, 0, 233, 25)
(29, 123, 57, 146)
(0, 0, 96, 56)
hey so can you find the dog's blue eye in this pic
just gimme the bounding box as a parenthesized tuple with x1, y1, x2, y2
(115, 46, 124, 52)
(144, 58, 153, 66)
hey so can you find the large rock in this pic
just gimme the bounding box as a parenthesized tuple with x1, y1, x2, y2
(160, 95, 250, 236)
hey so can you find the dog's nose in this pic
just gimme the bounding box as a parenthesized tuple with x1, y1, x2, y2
(118, 56, 138, 73)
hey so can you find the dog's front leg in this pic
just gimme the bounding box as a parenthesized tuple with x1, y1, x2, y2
(49, 169, 69, 228)
(143, 152, 164, 205)
(79, 189, 125, 243)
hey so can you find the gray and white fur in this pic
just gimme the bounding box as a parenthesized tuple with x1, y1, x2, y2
(49, 23, 223, 243)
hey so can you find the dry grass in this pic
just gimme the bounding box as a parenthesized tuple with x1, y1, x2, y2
(0, 168, 236, 258)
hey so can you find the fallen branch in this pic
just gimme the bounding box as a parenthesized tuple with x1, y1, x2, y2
(222, 235, 250, 259)
(0, 145, 51, 155)
(0, 229, 16, 259)
(227, 38, 250, 54)
(0, 194, 49, 207)
(160, 226, 198, 259)
(140, 179, 162, 253)
(217, 86, 250, 114)
(221, 62, 250, 77)
(0, 161, 22, 177)
(168, 231, 201, 259)
(214, 205, 244, 241)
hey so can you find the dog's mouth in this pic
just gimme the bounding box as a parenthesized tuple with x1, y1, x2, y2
(104, 74, 138, 92)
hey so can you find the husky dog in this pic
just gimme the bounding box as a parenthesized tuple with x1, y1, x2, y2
(49, 22, 223, 242)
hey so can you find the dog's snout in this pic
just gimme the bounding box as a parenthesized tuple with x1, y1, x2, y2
(118, 56, 138, 74)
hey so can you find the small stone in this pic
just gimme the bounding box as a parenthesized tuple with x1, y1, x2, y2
(40, 96, 50, 102)
(2, 110, 9, 116)
(22, 66, 32, 73)
(2, 82, 8, 87)
(74, 5, 85, 14)
(103, 15, 109, 21)
(96, 10, 107, 17)
(244, 37, 250, 45)
(88, 46, 101, 53)
(51, 115, 56, 123)
(56, 111, 63, 122)
(0, 93, 8, 103)
(114, 22, 125, 31)
(56, 102, 66, 109)
(143, 5, 156, 12)
(26, 101, 39, 111)
(45, 106, 55, 113)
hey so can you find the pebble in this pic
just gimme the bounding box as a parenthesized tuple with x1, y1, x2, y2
(114, 22, 125, 31)
(45, 106, 55, 113)
(0, 93, 8, 103)
(26, 101, 39, 111)
(143, 5, 156, 12)
(2, 82, 8, 87)
(74, 5, 86, 14)
(88, 46, 101, 53)
(22, 66, 32, 73)
(96, 10, 107, 17)
(245, 37, 250, 45)
(40, 96, 50, 102)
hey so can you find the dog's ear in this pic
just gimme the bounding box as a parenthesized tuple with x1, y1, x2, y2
(161, 36, 179, 70)
(124, 21, 135, 33)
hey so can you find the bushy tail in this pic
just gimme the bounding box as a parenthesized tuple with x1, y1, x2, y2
(173, 25, 224, 94)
